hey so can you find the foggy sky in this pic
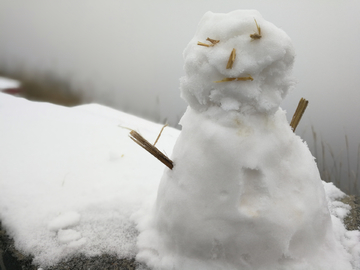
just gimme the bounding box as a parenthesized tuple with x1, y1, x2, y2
(0, 0, 359, 193)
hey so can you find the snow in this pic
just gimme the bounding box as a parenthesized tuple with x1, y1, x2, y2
(0, 76, 20, 89)
(0, 94, 359, 269)
(180, 10, 295, 115)
(0, 9, 359, 270)
(0, 93, 179, 267)
(136, 10, 360, 270)
(57, 229, 82, 244)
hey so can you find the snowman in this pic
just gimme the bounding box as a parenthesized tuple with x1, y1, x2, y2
(135, 10, 354, 270)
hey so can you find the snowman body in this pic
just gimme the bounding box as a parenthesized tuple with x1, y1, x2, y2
(136, 10, 353, 270)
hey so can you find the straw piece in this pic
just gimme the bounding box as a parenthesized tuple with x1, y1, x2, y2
(290, 98, 309, 132)
(206, 38, 220, 45)
(226, 48, 237, 69)
(197, 42, 212, 47)
(215, 76, 254, 83)
(154, 124, 168, 146)
(250, 18, 262, 40)
(129, 130, 174, 170)
(197, 38, 220, 47)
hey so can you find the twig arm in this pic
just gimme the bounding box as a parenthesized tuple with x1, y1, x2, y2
(129, 130, 174, 170)
(290, 98, 309, 132)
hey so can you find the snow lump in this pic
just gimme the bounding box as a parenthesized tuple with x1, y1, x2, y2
(135, 10, 359, 270)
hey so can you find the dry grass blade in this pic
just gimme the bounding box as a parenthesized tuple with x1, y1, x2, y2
(235, 76, 254, 81)
(311, 125, 318, 160)
(215, 76, 253, 83)
(226, 48, 237, 69)
(290, 98, 309, 132)
(346, 135, 351, 193)
(250, 18, 262, 40)
(197, 42, 212, 47)
(197, 38, 220, 47)
(206, 38, 220, 45)
(154, 124, 168, 146)
(129, 130, 174, 170)
(356, 144, 360, 193)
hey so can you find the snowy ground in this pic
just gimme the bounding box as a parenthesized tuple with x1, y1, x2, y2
(0, 93, 179, 267)
(0, 93, 359, 269)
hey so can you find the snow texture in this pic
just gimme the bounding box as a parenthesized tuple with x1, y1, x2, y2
(136, 10, 360, 270)
(0, 94, 358, 269)
(48, 211, 81, 231)
(0, 9, 359, 270)
(0, 93, 179, 267)
(180, 10, 296, 115)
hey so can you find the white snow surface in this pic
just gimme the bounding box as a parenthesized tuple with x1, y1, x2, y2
(0, 93, 179, 267)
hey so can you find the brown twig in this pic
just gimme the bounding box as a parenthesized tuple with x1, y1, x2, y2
(154, 124, 168, 146)
(197, 37, 220, 47)
(206, 38, 220, 45)
(250, 18, 262, 40)
(129, 130, 174, 170)
(290, 98, 309, 132)
(226, 48, 237, 69)
(197, 42, 212, 47)
(215, 76, 253, 83)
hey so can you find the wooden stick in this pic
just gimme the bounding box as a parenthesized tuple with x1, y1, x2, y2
(215, 76, 253, 83)
(290, 98, 309, 132)
(129, 130, 174, 170)
(226, 48, 237, 69)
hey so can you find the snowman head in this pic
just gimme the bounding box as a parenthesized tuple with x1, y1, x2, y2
(180, 10, 296, 115)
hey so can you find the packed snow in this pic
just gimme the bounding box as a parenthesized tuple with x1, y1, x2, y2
(0, 92, 179, 267)
(0, 95, 359, 269)
(179, 10, 295, 115)
(0, 9, 359, 270)
(136, 10, 359, 270)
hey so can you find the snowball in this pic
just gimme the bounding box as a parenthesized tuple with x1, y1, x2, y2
(180, 10, 296, 114)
